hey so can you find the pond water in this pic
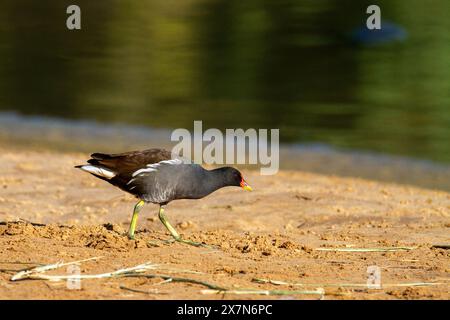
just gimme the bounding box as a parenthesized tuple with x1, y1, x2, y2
(0, 0, 449, 163)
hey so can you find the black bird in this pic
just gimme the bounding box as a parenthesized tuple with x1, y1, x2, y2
(75, 148, 252, 246)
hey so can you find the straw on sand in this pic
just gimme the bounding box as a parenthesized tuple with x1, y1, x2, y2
(315, 246, 417, 252)
(252, 278, 446, 289)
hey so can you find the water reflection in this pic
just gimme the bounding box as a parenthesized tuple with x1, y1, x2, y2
(0, 0, 449, 162)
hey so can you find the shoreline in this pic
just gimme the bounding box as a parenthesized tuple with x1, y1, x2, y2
(1, 111, 449, 191)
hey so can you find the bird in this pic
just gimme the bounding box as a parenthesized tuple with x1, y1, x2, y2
(75, 148, 252, 247)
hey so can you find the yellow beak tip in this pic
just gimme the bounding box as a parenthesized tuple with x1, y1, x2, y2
(243, 185, 253, 191)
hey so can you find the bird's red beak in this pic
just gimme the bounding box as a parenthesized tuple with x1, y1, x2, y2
(240, 178, 252, 191)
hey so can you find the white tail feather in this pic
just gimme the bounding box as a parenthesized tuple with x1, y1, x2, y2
(79, 165, 116, 179)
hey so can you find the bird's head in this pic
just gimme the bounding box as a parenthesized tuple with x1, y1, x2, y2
(220, 167, 252, 191)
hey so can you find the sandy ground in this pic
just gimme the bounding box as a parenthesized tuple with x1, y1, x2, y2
(0, 147, 448, 300)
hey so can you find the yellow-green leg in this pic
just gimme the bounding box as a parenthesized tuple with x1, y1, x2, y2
(158, 206, 212, 248)
(128, 200, 145, 240)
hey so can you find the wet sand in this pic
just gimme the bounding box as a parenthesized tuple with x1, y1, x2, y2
(0, 147, 448, 299)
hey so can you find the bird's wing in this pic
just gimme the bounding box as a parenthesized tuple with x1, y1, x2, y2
(87, 148, 174, 175)
(124, 158, 185, 199)
(77, 148, 189, 197)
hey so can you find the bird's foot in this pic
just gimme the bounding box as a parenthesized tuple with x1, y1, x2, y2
(164, 237, 218, 249)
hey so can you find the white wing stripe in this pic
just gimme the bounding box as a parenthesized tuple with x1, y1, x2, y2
(131, 158, 183, 177)
(132, 167, 157, 177)
(157, 159, 183, 166)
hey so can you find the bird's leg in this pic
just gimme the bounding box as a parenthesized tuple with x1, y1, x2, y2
(128, 200, 145, 240)
(158, 206, 211, 248)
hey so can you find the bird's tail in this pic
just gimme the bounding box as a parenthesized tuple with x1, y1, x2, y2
(75, 164, 116, 179)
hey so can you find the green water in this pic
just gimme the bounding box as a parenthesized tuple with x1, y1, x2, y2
(0, 0, 449, 162)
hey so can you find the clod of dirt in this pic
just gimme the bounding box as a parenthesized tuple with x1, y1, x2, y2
(84, 233, 130, 250)
(278, 241, 297, 250)
(300, 245, 313, 253)
(177, 220, 196, 230)
(1, 222, 38, 236)
(387, 287, 437, 299)
(0, 221, 153, 251)
(102, 223, 125, 234)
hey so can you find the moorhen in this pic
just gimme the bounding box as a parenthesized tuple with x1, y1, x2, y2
(75, 148, 252, 247)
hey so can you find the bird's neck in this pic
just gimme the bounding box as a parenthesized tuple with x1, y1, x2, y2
(198, 168, 228, 196)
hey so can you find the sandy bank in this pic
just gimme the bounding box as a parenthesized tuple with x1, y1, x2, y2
(0, 148, 448, 299)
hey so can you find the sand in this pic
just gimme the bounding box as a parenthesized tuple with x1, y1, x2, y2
(0, 147, 448, 299)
